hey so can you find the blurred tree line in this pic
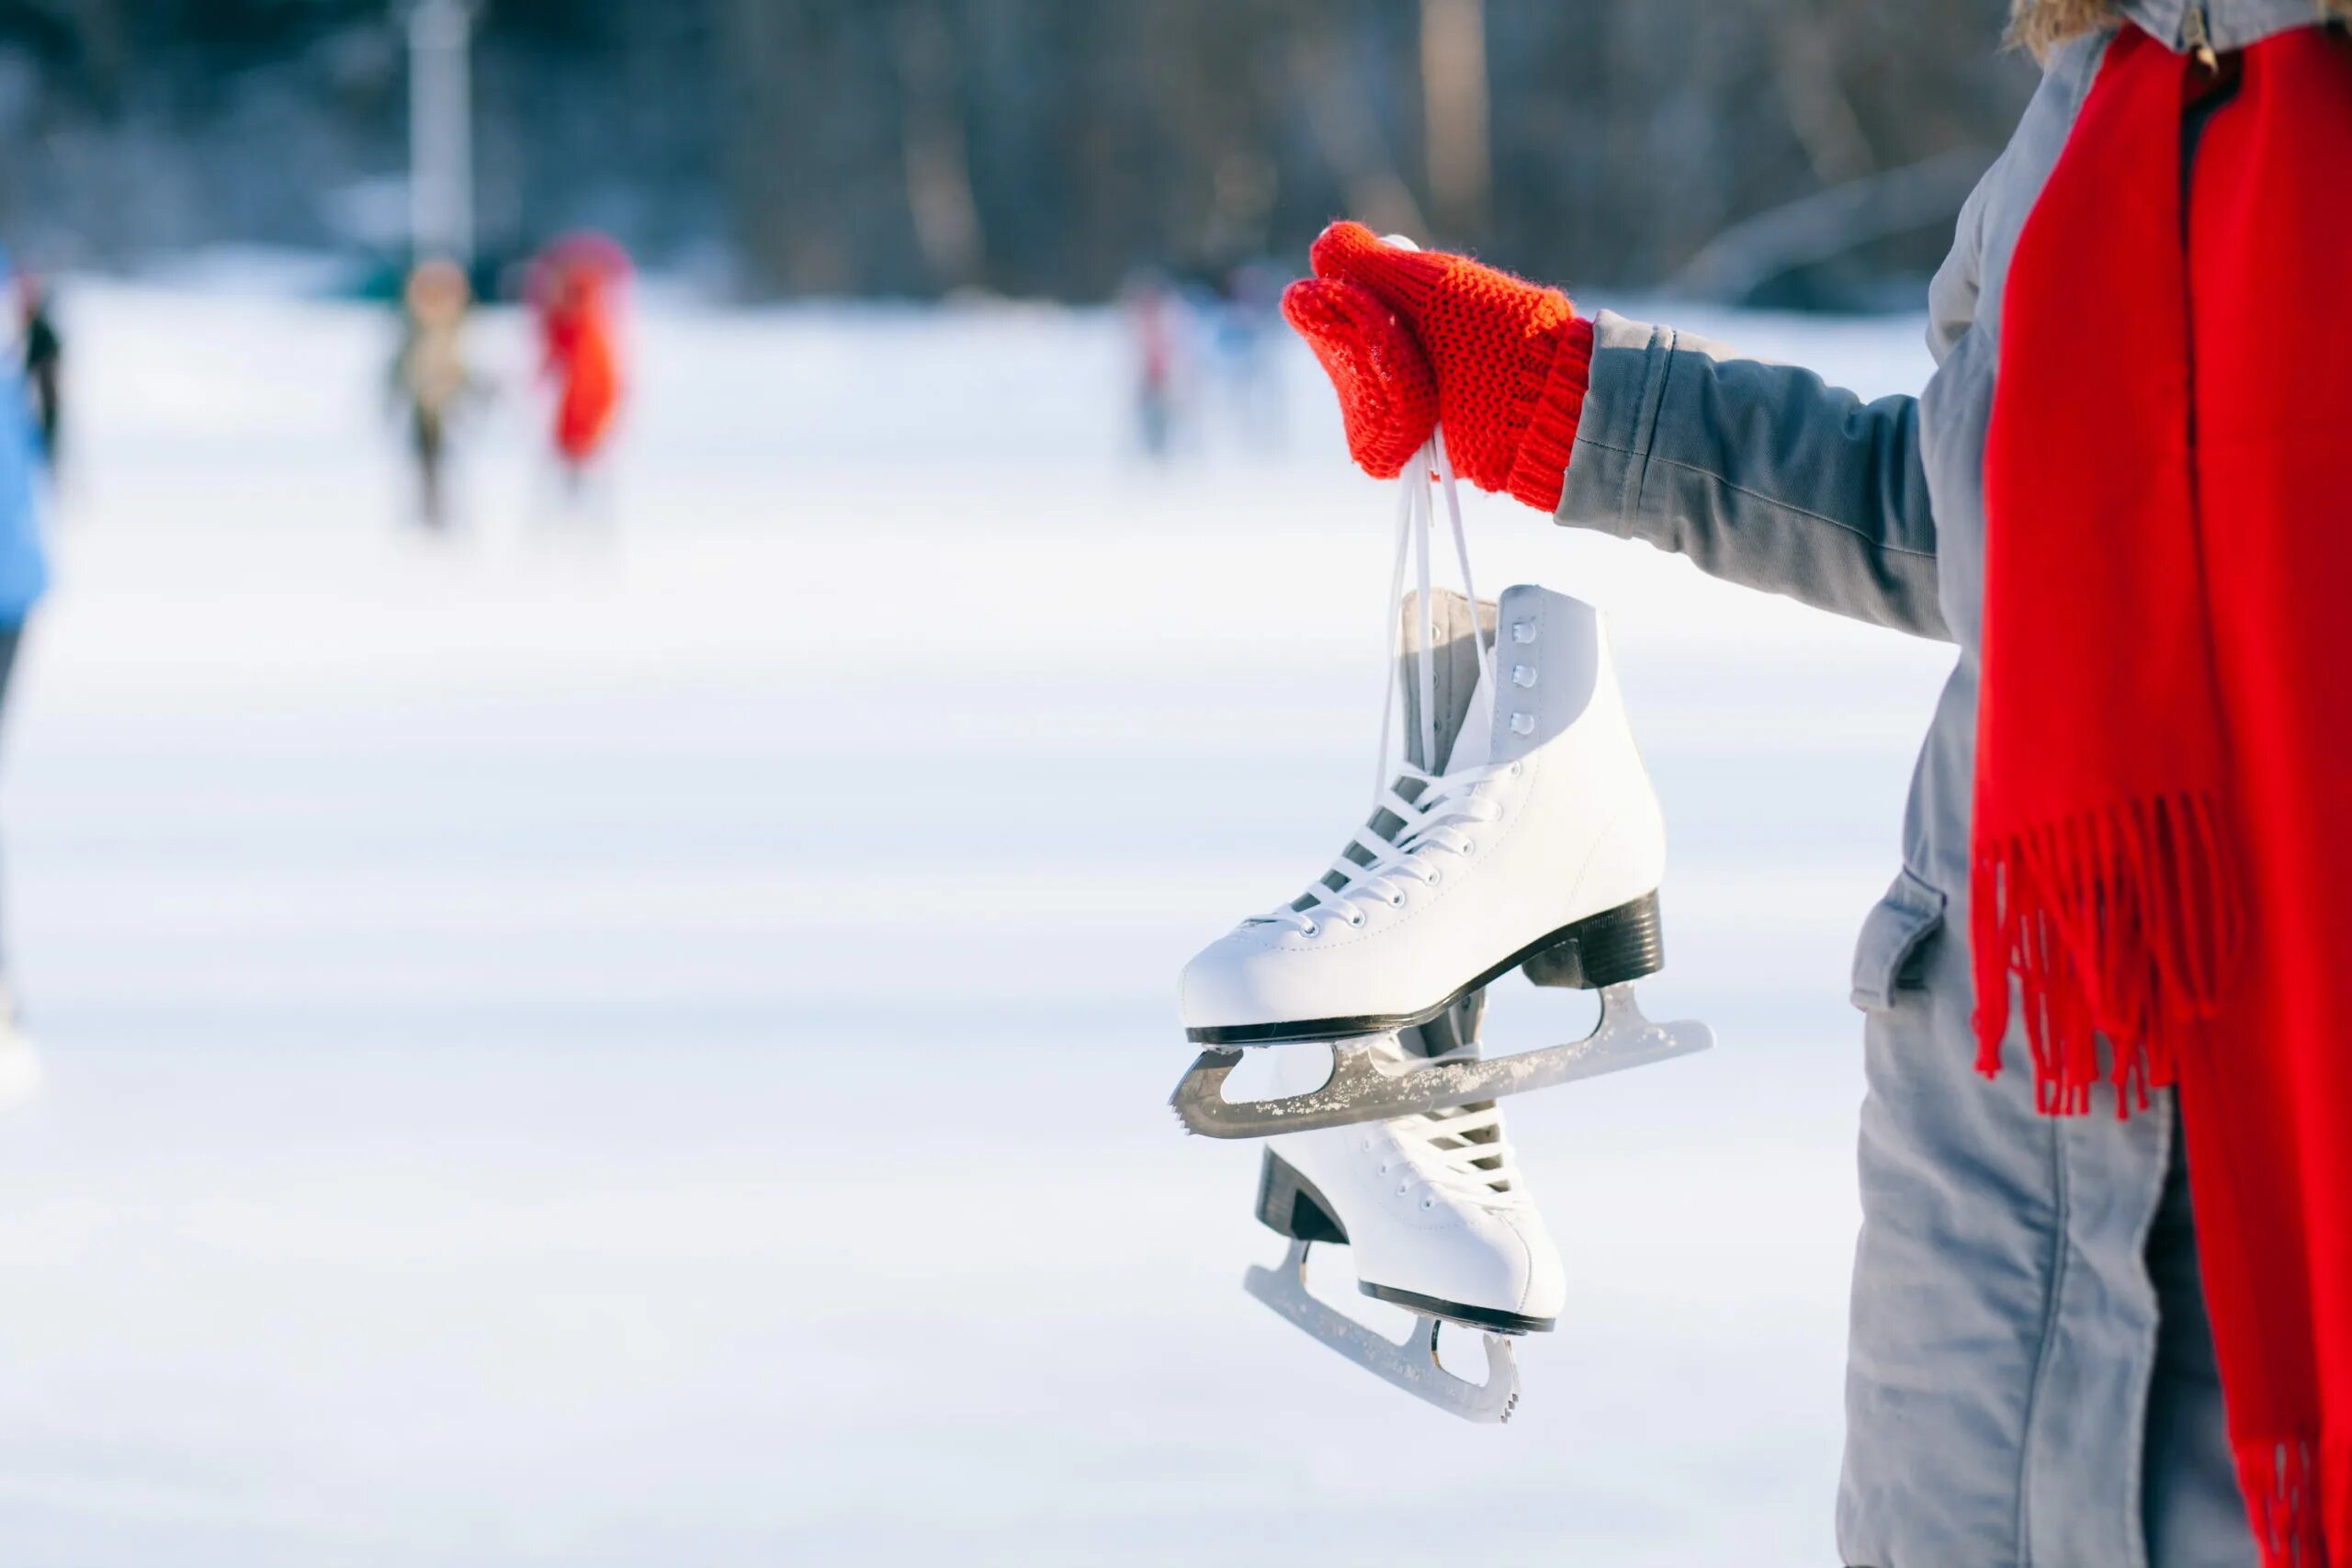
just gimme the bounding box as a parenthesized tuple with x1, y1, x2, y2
(0, 0, 2035, 306)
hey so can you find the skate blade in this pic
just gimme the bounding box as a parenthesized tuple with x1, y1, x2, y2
(1242, 1239, 1519, 1424)
(1172, 983, 1712, 1138)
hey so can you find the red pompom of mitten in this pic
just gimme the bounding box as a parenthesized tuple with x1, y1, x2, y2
(1281, 221, 1594, 512)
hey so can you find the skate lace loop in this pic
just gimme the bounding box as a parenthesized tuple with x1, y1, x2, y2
(1399, 1098, 1524, 1204)
(1273, 763, 1509, 933)
(1272, 431, 1497, 938)
(1376, 431, 1489, 799)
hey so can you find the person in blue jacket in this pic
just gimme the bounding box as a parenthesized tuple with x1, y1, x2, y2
(0, 245, 49, 1100)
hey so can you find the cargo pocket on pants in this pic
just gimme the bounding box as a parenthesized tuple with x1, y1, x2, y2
(1849, 866, 1948, 1012)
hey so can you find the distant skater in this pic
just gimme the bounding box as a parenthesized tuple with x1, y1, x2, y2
(1125, 274, 1181, 462)
(391, 259, 476, 532)
(1211, 262, 1283, 454)
(17, 275, 59, 474)
(530, 235, 628, 510)
(0, 255, 49, 1108)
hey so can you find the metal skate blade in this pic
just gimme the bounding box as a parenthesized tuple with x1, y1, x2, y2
(1242, 1240, 1519, 1424)
(1171, 985, 1712, 1138)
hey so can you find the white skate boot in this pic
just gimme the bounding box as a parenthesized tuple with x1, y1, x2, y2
(1171, 436, 1712, 1138)
(1244, 998, 1566, 1422)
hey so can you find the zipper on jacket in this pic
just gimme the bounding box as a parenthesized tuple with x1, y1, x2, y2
(2183, 2, 2220, 70)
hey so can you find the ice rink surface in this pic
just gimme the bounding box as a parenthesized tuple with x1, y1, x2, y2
(0, 282, 1956, 1565)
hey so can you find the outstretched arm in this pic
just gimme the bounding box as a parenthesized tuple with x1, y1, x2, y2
(1557, 311, 1944, 639)
(1287, 224, 1948, 642)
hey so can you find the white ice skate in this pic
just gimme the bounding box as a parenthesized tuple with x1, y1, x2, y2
(1171, 435, 1712, 1139)
(1241, 996, 1566, 1423)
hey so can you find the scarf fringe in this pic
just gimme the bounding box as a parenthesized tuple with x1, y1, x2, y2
(1971, 790, 2241, 1117)
(2240, 1437, 2330, 1568)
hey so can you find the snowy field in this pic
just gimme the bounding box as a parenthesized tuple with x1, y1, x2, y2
(0, 281, 1955, 1565)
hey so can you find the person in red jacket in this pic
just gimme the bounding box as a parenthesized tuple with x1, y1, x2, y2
(530, 236, 628, 500)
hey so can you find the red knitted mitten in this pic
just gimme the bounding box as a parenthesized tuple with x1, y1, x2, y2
(1282, 221, 1593, 512)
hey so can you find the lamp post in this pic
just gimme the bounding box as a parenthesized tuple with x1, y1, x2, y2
(1420, 0, 1490, 242)
(406, 0, 477, 265)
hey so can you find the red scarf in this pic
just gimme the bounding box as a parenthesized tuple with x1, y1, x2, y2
(1974, 24, 2352, 1565)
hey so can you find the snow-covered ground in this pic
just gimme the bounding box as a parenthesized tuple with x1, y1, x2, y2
(0, 283, 1954, 1565)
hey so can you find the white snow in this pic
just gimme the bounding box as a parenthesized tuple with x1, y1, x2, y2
(0, 281, 1954, 1565)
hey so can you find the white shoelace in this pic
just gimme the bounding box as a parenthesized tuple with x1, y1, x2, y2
(1368, 1073, 1522, 1205)
(1272, 431, 1506, 939)
(1287, 431, 1530, 1205)
(1407, 1101, 1521, 1203)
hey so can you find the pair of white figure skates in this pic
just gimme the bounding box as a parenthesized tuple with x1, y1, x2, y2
(1172, 434, 1712, 1422)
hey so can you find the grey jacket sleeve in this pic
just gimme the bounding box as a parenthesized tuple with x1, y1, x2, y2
(1555, 310, 1950, 641)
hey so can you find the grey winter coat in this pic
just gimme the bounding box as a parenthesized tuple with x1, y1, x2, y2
(1553, 5, 2334, 1563)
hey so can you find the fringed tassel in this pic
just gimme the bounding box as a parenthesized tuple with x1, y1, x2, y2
(2240, 1438, 2327, 1568)
(1972, 790, 2242, 1119)
(2329, 1429, 2349, 1568)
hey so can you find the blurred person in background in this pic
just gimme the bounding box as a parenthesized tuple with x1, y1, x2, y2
(391, 258, 478, 532)
(1125, 270, 1182, 462)
(17, 273, 60, 476)
(0, 249, 49, 1109)
(1282, 4, 2352, 1566)
(1209, 262, 1285, 455)
(530, 234, 628, 511)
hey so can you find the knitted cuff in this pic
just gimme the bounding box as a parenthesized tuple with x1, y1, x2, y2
(1504, 314, 1595, 515)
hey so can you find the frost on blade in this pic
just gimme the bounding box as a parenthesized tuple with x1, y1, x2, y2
(1171, 985, 1713, 1139)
